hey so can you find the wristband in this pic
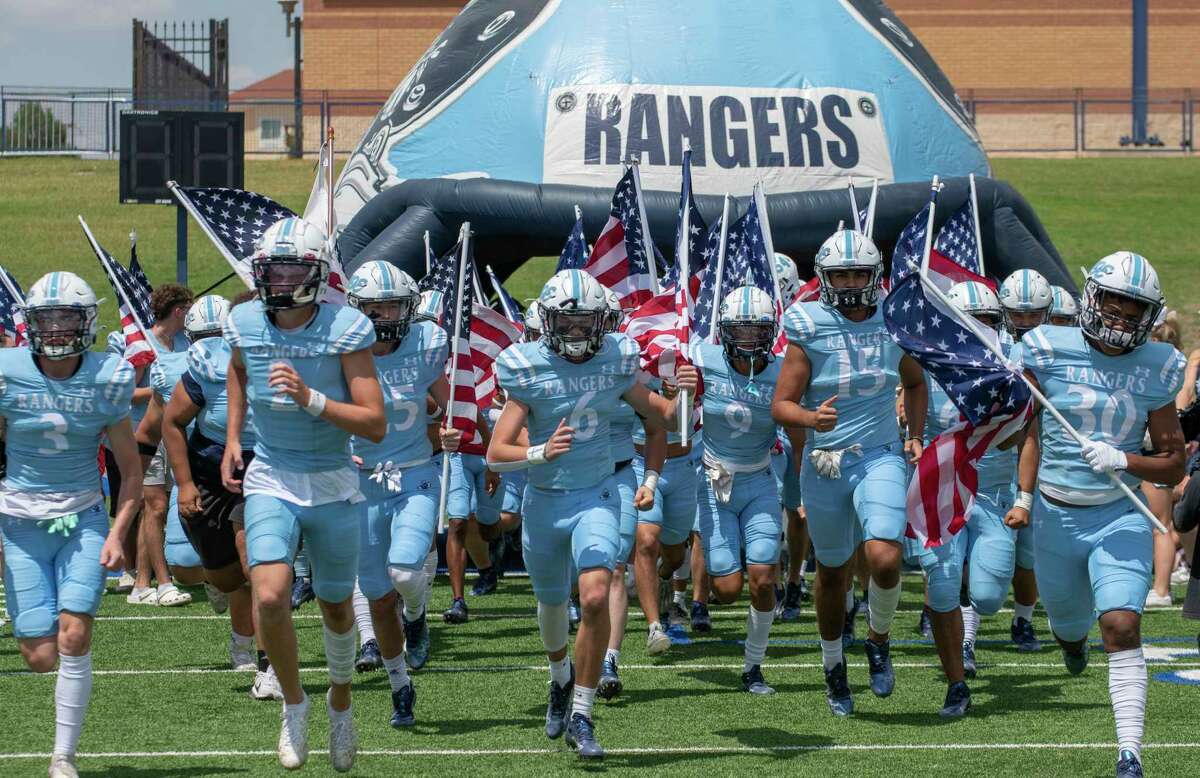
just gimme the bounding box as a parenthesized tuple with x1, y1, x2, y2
(641, 469, 660, 492)
(137, 441, 158, 457)
(1015, 490, 1034, 512)
(303, 388, 327, 417)
(429, 405, 444, 421)
(526, 444, 548, 465)
(906, 436, 924, 445)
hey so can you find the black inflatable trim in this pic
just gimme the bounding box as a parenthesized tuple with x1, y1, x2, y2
(338, 176, 1073, 293)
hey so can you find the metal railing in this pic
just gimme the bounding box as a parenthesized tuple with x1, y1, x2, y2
(2, 88, 1197, 158)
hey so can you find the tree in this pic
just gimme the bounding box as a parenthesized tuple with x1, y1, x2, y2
(4, 102, 69, 151)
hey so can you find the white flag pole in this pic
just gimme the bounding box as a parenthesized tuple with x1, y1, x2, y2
(754, 183, 783, 306)
(423, 230, 433, 277)
(167, 182, 254, 289)
(78, 215, 161, 356)
(913, 260, 1168, 535)
(629, 159, 661, 294)
(485, 264, 516, 322)
(968, 173, 986, 277)
(327, 126, 335, 238)
(437, 223, 471, 534)
(920, 176, 942, 276)
(677, 160, 691, 445)
(866, 178, 880, 239)
(708, 194, 733, 343)
(847, 177, 863, 233)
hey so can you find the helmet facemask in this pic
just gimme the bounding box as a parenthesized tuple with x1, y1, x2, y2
(186, 328, 222, 344)
(719, 320, 777, 364)
(252, 257, 328, 311)
(1002, 306, 1049, 340)
(542, 304, 604, 360)
(351, 293, 416, 342)
(1080, 280, 1159, 351)
(818, 266, 880, 310)
(25, 304, 96, 359)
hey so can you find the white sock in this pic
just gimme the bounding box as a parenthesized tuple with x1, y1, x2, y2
(322, 626, 357, 686)
(743, 606, 775, 671)
(572, 684, 596, 721)
(549, 655, 572, 687)
(605, 647, 620, 665)
(1108, 648, 1147, 760)
(54, 653, 92, 757)
(844, 587, 855, 611)
(352, 583, 375, 644)
(961, 605, 980, 648)
(382, 652, 410, 692)
(1013, 601, 1035, 624)
(673, 590, 687, 608)
(820, 638, 844, 671)
(867, 578, 902, 636)
(231, 630, 254, 649)
(424, 547, 438, 592)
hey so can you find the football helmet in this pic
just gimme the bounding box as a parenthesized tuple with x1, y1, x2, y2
(183, 295, 231, 343)
(537, 269, 608, 359)
(1079, 251, 1163, 350)
(814, 230, 882, 309)
(22, 271, 100, 359)
(347, 261, 419, 342)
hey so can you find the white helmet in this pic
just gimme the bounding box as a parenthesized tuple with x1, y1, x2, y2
(601, 285, 623, 334)
(537, 269, 609, 359)
(998, 268, 1052, 338)
(413, 289, 445, 327)
(184, 295, 231, 342)
(945, 280, 1002, 329)
(22, 271, 99, 359)
(718, 285, 778, 363)
(347, 261, 419, 342)
(523, 301, 543, 342)
(1080, 251, 1164, 350)
(814, 229, 882, 308)
(774, 252, 802, 302)
(1049, 285, 1079, 326)
(250, 216, 330, 310)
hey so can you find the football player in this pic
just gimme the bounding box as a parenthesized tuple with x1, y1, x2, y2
(1049, 285, 1080, 327)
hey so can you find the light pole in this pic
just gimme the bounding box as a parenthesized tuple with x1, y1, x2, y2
(278, 1, 303, 158)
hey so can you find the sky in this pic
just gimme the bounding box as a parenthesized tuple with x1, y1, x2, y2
(0, 0, 294, 90)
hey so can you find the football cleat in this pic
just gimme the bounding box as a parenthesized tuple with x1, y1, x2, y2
(290, 576, 315, 610)
(864, 638, 895, 698)
(1116, 749, 1144, 778)
(277, 694, 311, 769)
(565, 713, 605, 760)
(390, 682, 416, 728)
(47, 753, 79, 778)
(597, 657, 623, 700)
(471, 567, 498, 596)
(251, 665, 285, 701)
(939, 680, 972, 718)
(668, 600, 689, 629)
(402, 610, 431, 670)
(646, 622, 671, 655)
(741, 664, 775, 695)
(690, 601, 712, 633)
(962, 642, 977, 680)
(326, 693, 357, 773)
(780, 581, 804, 621)
(824, 662, 854, 717)
(1062, 642, 1090, 676)
(355, 639, 382, 673)
(545, 668, 574, 740)
(443, 597, 469, 624)
(842, 596, 861, 650)
(658, 578, 673, 627)
(1010, 617, 1042, 652)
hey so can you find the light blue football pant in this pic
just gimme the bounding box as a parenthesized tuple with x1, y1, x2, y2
(356, 463, 440, 601)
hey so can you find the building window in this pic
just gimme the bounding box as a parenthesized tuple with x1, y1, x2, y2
(261, 119, 282, 140)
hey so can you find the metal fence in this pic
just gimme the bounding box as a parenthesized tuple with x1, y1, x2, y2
(2, 87, 1197, 158)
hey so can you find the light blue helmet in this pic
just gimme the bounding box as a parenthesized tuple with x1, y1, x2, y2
(814, 229, 882, 308)
(1049, 285, 1079, 326)
(347, 261, 419, 341)
(1080, 251, 1163, 350)
(717, 285, 778, 363)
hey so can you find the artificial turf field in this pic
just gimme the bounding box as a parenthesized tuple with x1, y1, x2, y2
(0, 574, 1198, 776)
(0, 156, 1199, 774)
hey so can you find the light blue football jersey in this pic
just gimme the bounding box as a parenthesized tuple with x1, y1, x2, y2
(631, 376, 688, 446)
(610, 399, 637, 463)
(694, 342, 781, 467)
(495, 333, 639, 490)
(783, 300, 902, 451)
(1014, 324, 1185, 502)
(107, 329, 189, 430)
(352, 320, 448, 468)
(149, 350, 190, 404)
(0, 349, 134, 492)
(223, 300, 376, 472)
(186, 338, 255, 449)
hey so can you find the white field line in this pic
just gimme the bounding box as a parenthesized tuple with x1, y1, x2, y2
(0, 742, 1198, 759)
(3, 660, 1200, 678)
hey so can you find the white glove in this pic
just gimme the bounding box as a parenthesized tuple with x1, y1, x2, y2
(1081, 440, 1128, 474)
(369, 461, 403, 493)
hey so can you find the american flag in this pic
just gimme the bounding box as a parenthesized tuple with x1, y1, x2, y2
(470, 303, 523, 410)
(620, 286, 689, 381)
(484, 264, 523, 324)
(95, 239, 156, 367)
(883, 268, 1033, 549)
(420, 236, 482, 454)
(794, 276, 821, 304)
(724, 198, 786, 353)
(556, 211, 588, 273)
(663, 148, 708, 291)
(689, 216, 730, 344)
(893, 188, 991, 293)
(0, 267, 26, 345)
(174, 186, 296, 269)
(583, 168, 657, 308)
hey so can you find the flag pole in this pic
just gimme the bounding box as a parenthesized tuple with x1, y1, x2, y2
(437, 222, 471, 534)
(423, 230, 433, 276)
(914, 264, 1167, 535)
(78, 215, 161, 357)
(709, 193, 732, 343)
(754, 183, 783, 305)
(920, 176, 942, 276)
(630, 159, 661, 294)
(167, 181, 254, 288)
(327, 126, 335, 239)
(847, 177, 863, 233)
(486, 264, 515, 322)
(968, 173, 986, 277)
(677, 155, 692, 445)
(866, 178, 879, 239)
(472, 263, 486, 307)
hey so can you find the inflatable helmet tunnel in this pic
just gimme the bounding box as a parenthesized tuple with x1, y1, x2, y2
(336, 0, 1071, 290)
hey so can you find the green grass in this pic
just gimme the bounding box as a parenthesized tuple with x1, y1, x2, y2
(0, 575, 1198, 775)
(2, 157, 1198, 344)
